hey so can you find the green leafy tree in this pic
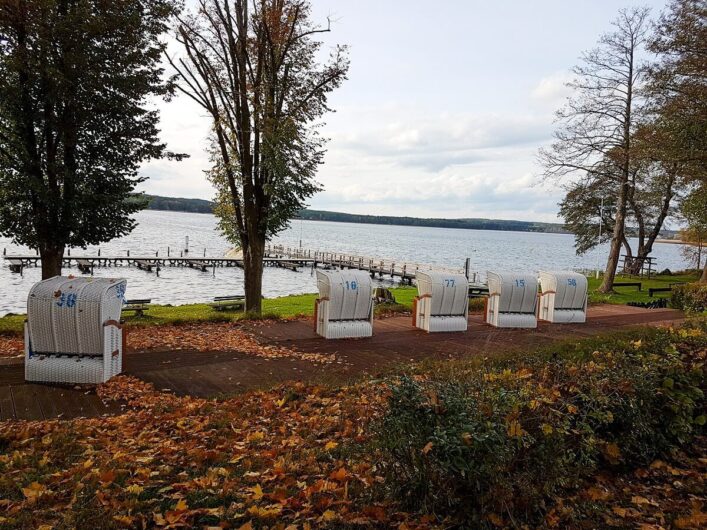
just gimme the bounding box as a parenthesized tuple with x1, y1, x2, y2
(681, 185, 707, 280)
(0, 0, 182, 278)
(170, 0, 348, 313)
(648, 0, 707, 281)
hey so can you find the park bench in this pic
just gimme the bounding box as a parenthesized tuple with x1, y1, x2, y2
(135, 259, 156, 272)
(209, 295, 245, 312)
(648, 282, 686, 297)
(187, 260, 208, 272)
(76, 258, 94, 275)
(7, 258, 23, 274)
(468, 284, 489, 298)
(613, 281, 642, 291)
(277, 260, 298, 272)
(122, 298, 152, 316)
(648, 287, 672, 297)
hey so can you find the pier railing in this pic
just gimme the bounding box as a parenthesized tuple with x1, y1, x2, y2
(266, 244, 466, 282)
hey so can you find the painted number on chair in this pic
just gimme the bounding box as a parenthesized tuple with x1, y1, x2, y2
(56, 292, 77, 308)
(445, 279, 456, 287)
(345, 280, 358, 290)
(515, 279, 526, 288)
(567, 278, 577, 287)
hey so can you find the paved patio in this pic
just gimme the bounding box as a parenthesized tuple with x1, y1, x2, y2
(0, 305, 684, 420)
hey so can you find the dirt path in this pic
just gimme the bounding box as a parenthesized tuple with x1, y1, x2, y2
(0, 305, 684, 420)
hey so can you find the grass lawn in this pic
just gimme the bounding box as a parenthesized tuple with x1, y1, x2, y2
(0, 273, 699, 336)
(0, 286, 420, 335)
(587, 272, 699, 304)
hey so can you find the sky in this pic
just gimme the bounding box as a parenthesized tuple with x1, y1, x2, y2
(140, 0, 668, 223)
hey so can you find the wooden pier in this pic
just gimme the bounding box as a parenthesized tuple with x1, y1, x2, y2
(265, 244, 468, 283)
(2, 253, 315, 273)
(3, 244, 469, 283)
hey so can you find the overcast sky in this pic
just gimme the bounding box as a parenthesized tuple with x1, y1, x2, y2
(140, 0, 667, 222)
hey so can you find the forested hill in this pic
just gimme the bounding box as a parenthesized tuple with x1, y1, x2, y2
(144, 195, 215, 213)
(299, 210, 569, 233)
(141, 195, 569, 234)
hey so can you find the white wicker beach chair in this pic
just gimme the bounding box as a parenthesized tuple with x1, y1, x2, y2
(315, 270, 374, 339)
(25, 276, 126, 384)
(538, 271, 588, 323)
(413, 271, 469, 332)
(486, 271, 538, 328)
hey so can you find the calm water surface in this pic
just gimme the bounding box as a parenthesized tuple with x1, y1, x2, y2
(0, 210, 689, 315)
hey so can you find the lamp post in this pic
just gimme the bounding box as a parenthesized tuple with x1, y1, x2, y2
(596, 197, 604, 279)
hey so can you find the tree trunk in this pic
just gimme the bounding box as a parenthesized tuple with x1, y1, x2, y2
(242, 238, 265, 313)
(599, 183, 628, 293)
(700, 258, 707, 283)
(40, 245, 64, 279)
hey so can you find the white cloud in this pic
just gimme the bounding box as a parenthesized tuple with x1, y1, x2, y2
(531, 72, 574, 107)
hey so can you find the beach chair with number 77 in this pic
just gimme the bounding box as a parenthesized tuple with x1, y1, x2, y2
(413, 271, 469, 332)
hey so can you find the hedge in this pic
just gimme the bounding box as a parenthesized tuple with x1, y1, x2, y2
(672, 282, 707, 313)
(373, 323, 707, 527)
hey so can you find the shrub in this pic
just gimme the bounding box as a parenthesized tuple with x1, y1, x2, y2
(468, 297, 485, 312)
(373, 323, 706, 526)
(672, 283, 707, 313)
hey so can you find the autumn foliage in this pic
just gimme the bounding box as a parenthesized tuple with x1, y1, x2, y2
(672, 283, 707, 313)
(0, 324, 704, 528)
(375, 324, 706, 527)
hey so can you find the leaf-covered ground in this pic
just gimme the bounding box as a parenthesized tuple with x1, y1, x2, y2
(0, 335, 22, 359)
(0, 372, 705, 529)
(125, 322, 333, 364)
(0, 322, 333, 363)
(1, 321, 706, 528)
(1, 376, 401, 529)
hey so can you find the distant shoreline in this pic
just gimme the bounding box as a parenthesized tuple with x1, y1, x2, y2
(655, 238, 697, 246)
(141, 194, 572, 235)
(140, 194, 683, 239)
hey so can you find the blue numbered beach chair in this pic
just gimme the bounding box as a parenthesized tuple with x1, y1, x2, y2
(486, 271, 538, 328)
(538, 271, 588, 323)
(25, 276, 126, 384)
(413, 271, 469, 332)
(314, 270, 374, 339)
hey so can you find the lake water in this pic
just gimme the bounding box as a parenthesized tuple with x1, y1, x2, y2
(0, 210, 690, 316)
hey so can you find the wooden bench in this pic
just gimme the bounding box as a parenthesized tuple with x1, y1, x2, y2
(209, 295, 245, 312)
(277, 261, 298, 272)
(7, 258, 23, 274)
(648, 287, 672, 297)
(614, 281, 642, 291)
(135, 259, 155, 272)
(187, 260, 208, 272)
(648, 283, 686, 297)
(122, 298, 152, 316)
(468, 284, 490, 298)
(76, 258, 94, 275)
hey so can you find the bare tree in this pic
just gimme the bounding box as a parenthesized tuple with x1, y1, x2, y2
(168, 0, 348, 312)
(540, 7, 651, 292)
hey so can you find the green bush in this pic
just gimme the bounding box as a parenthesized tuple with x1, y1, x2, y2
(468, 297, 485, 312)
(373, 323, 706, 526)
(672, 283, 707, 313)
